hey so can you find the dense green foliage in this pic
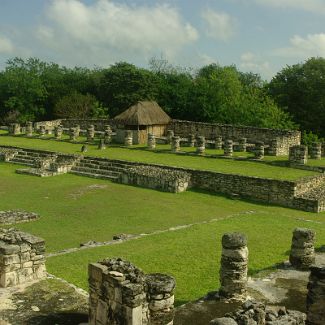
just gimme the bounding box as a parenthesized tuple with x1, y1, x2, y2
(269, 57, 325, 136)
(0, 57, 295, 130)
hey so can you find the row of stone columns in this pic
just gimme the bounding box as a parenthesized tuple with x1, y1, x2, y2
(289, 143, 322, 165)
(219, 228, 323, 324)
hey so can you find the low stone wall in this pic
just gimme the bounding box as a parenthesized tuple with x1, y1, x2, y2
(0, 229, 46, 287)
(169, 120, 301, 155)
(88, 258, 176, 325)
(34, 119, 62, 130)
(119, 166, 191, 193)
(0, 210, 39, 225)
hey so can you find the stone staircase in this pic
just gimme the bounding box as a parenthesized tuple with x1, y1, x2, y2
(70, 157, 132, 182)
(6, 148, 54, 167)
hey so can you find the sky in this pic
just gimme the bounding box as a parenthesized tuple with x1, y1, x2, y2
(0, 0, 325, 79)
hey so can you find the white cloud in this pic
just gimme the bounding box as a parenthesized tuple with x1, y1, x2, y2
(254, 0, 325, 15)
(0, 35, 14, 54)
(201, 9, 237, 41)
(36, 0, 198, 66)
(274, 33, 325, 58)
(240, 51, 273, 79)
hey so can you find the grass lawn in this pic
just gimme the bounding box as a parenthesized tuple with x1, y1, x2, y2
(46, 213, 325, 305)
(0, 161, 324, 304)
(0, 133, 318, 180)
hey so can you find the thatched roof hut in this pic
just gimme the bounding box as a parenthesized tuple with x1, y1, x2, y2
(114, 101, 171, 126)
(113, 101, 171, 144)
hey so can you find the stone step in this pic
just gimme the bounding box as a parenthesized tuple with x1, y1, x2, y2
(71, 166, 121, 177)
(76, 162, 127, 172)
(17, 150, 50, 158)
(69, 170, 119, 181)
(8, 159, 35, 167)
(14, 154, 35, 161)
(80, 159, 130, 169)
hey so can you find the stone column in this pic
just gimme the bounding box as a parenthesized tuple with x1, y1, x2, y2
(104, 125, 112, 144)
(224, 139, 233, 157)
(254, 141, 264, 160)
(0, 229, 46, 288)
(26, 122, 33, 137)
(289, 145, 308, 165)
(219, 232, 248, 300)
(289, 228, 315, 270)
(146, 273, 176, 325)
(306, 266, 325, 325)
(124, 130, 133, 146)
(238, 138, 247, 152)
(148, 133, 156, 150)
(69, 127, 77, 142)
(39, 125, 46, 137)
(74, 125, 80, 138)
(9, 123, 21, 135)
(215, 136, 223, 150)
(188, 134, 195, 147)
(88, 258, 176, 325)
(171, 136, 180, 153)
(196, 136, 205, 155)
(98, 138, 106, 150)
(87, 125, 95, 142)
(268, 138, 279, 156)
(54, 126, 63, 140)
(310, 142, 322, 160)
(166, 130, 174, 144)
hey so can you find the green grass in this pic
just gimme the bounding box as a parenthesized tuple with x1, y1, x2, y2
(1, 160, 324, 304)
(0, 133, 318, 180)
(46, 213, 325, 305)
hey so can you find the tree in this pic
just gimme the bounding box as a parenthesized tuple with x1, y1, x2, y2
(53, 92, 106, 119)
(268, 57, 325, 136)
(97, 62, 160, 117)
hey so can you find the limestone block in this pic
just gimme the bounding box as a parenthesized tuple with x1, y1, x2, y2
(149, 295, 174, 311)
(0, 271, 18, 287)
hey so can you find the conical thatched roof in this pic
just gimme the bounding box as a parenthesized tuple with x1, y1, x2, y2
(113, 101, 171, 126)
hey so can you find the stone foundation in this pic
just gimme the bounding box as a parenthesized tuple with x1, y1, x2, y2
(219, 233, 248, 300)
(0, 229, 46, 288)
(289, 228, 315, 270)
(306, 266, 325, 325)
(88, 258, 176, 325)
(0, 210, 39, 225)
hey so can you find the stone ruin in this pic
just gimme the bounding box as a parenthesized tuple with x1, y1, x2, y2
(0, 210, 39, 225)
(219, 233, 248, 301)
(88, 258, 176, 325)
(210, 300, 306, 325)
(209, 228, 324, 324)
(307, 265, 325, 325)
(289, 228, 315, 270)
(119, 166, 190, 193)
(0, 228, 46, 288)
(289, 145, 308, 165)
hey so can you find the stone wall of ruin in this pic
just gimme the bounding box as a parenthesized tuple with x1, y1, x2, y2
(168, 120, 301, 155)
(0, 229, 46, 288)
(119, 166, 190, 193)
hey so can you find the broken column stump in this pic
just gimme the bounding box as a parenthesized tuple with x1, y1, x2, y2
(219, 232, 248, 300)
(289, 228, 315, 270)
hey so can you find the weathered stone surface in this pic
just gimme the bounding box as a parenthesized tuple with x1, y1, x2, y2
(220, 233, 248, 300)
(254, 141, 264, 160)
(289, 228, 315, 270)
(171, 136, 181, 153)
(89, 258, 176, 325)
(215, 136, 223, 150)
(209, 317, 238, 325)
(310, 142, 322, 160)
(306, 265, 325, 325)
(224, 139, 233, 157)
(238, 138, 247, 152)
(0, 210, 39, 225)
(124, 130, 133, 146)
(148, 133, 156, 149)
(0, 229, 46, 288)
(289, 145, 308, 165)
(196, 136, 206, 155)
(166, 130, 174, 144)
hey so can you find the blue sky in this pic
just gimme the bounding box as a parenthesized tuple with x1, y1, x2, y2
(0, 0, 325, 79)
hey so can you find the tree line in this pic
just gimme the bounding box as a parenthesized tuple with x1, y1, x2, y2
(0, 56, 324, 139)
